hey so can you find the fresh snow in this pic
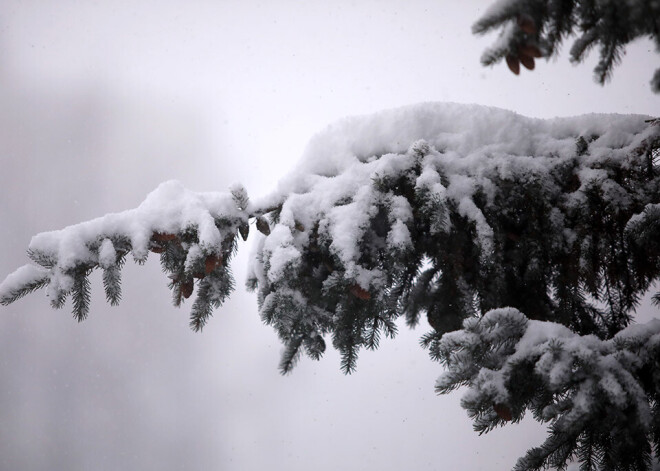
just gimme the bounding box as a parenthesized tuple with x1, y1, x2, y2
(31, 180, 240, 266)
(258, 102, 654, 291)
(438, 307, 660, 436)
(0, 264, 49, 300)
(1, 102, 657, 316)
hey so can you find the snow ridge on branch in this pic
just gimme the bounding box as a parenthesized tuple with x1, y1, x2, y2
(0, 180, 278, 330)
(437, 308, 660, 470)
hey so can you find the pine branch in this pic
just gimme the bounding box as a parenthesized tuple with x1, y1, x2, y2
(189, 286, 211, 332)
(1, 102, 659, 471)
(339, 342, 359, 375)
(593, 40, 624, 85)
(26, 249, 56, 268)
(49, 284, 68, 310)
(0, 265, 50, 305)
(440, 308, 660, 471)
(303, 332, 326, 361)
(475, 0, 660, 91)
(279, 336, 303, 374)
(71, 269, 92, 322)
(102, 265, 122, 306)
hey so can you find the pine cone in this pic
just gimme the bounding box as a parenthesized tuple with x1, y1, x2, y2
(256, 216, 271, 236)
(493, 403, 513, 421)
(349, 284, 371, 300)
(149, 244, 165, 254)
(151, 232, 178, 242)
(150, 232, 178, 253)
(181, 280, 194, 299)
(238, 222, 249, 241)
(517, 15, 537, 34)
(205, 254, 223, 274)
(506, 55, 520, 75)
(519, 55, 535, 70)
(519, 44, 542, 58)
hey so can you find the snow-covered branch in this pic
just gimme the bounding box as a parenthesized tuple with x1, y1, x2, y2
(1, 101, 659, 469)
(437, 307, 660, 470)
(2, 103, 659, 346)
(0, 180, 278, 330)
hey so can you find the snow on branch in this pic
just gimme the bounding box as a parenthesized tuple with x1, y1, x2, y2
(246, 103, 659, 372)
(0, 180, 278, 329)
(1, 102, 659, 471)
(436, 307, 660, 470)
(1, 103, 659, 368)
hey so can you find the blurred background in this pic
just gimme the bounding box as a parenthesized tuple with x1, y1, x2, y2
(0, 1, 658, 469)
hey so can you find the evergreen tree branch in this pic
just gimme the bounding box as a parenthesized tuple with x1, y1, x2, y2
(438, 308, 660, 471)
(0, 103, 659, 470)
(0, 265, 50, 306)
(71, 269, 92, 322)
(476, 0, 660, 91)
(0, 180, 278, 323)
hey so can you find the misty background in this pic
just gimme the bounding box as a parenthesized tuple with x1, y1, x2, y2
(0, 1, 658, 470)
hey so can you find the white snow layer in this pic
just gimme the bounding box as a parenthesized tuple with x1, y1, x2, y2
(438, 308, 660, 428)
(256, 102, 654, 290)
(0, 264, 49, 297)
(1, 102, 656, 304)
(279, 102, 650, 191)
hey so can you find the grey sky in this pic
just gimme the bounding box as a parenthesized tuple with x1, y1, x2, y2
(0, 1, 658, 470)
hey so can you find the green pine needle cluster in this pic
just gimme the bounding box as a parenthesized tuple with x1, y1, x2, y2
(474, 0, 660, 91)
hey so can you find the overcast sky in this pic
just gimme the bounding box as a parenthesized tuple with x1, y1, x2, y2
(0, 1, 658, 470)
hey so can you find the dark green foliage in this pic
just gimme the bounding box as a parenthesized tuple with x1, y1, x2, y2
(49, 285, 68, 310)
(253, 151, 428, 374)
(102, 265, 122, 306)
(253, 126, 660, 383)
(71, 269, 92, 322)
(26, 248, 57, 268)
(3, 194, 252, 331)
(190, 269, 235, 332)
(438, 308, 660, 471)
(475, 0, 660, 91)
(0, 270, 49, 306)
(243, 119, 659, 469)
(102, 251, 126, 306)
